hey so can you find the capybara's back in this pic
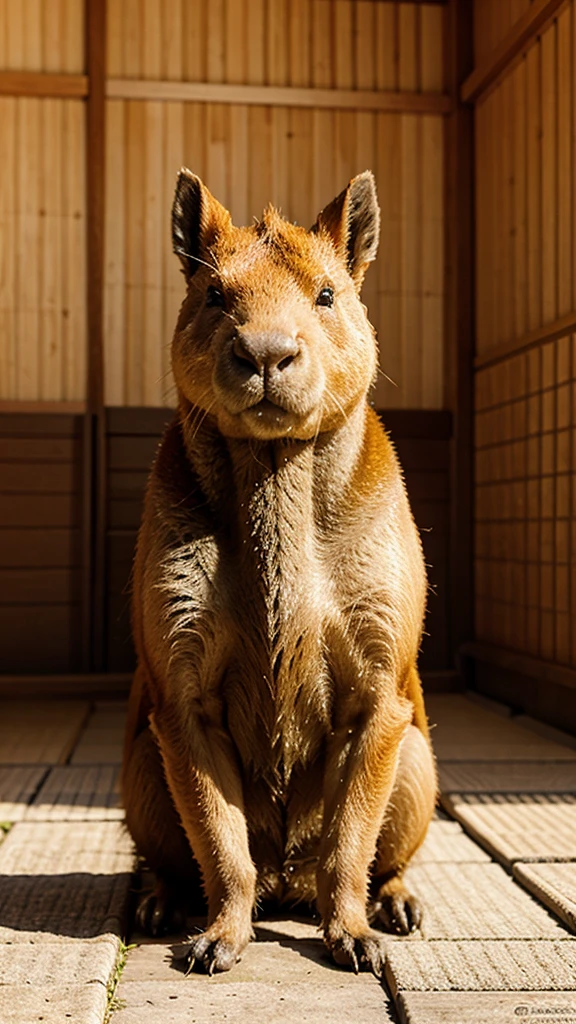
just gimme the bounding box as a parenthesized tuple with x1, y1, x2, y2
(123, 168, 437, 976)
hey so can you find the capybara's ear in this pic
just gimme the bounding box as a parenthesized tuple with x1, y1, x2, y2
(312, 170, 380, 290)
(172, 169, 232, 281)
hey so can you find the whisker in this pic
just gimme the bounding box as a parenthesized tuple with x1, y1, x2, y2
(179, 250, 219, 273)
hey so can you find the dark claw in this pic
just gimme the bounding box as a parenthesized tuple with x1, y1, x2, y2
(328, 930, 386, 977)
(184, 933, 238, 975)
(375, 892, 423, 936)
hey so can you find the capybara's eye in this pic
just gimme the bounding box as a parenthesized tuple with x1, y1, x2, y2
(316, 287, 334, 308)
(206, 285, 225, 309)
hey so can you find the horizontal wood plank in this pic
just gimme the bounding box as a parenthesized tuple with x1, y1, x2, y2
(107, 436, 162, 471)
(0, 414, 83, 437)
(0, 71, 89, 98)
(0, 529, 81, 568)
(461, 0, 568, 103)
(0, 495, 80, 528)
(0, 604, 82, 673)
(1, 463, 77, 494)
(0, 568, 81, 605)
(107, 78, 452, 114)
(106, 407, 174, 436)
(0, 437, 81, 463)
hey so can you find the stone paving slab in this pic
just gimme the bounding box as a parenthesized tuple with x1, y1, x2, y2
(442, 793, 576, 866)
(397, 991, 576, 1024)
(0, 984, 110, 1024)
(0, 873, 130, 943)
(0, 934, 119, 985)
(116, 919, 393, 1024)
(426, 695, 576, 762)
(514, 862, 576, 933)
(0, 821, 135, 943)
(438, 761, 576, 794)
(411, 820, 491, 863)
(71, 708, 126, 765)
(0, 702, 90, 765)
(0, 821, 134, 875)
(113, 978, 395, 1024)
(0, 766, 47, 822)
(401, 862, 566, 939)
(385, 939, 576, 992)
(26, 765, 123, 821)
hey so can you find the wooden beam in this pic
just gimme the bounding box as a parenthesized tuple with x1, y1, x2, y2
(0, 400, 86, 414)
(475, 310, 576, 369)
(107, 78, 452, 115)
(461, 0, 567, 104)
(0, 70, 88, 98)
(445, 0, 475, 667)
(83, 0, 107, 673)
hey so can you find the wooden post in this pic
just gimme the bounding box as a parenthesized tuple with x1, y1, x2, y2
(82, 0, 107, 671)
(444, 0, 475, 672)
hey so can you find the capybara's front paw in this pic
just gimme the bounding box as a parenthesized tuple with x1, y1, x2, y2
(372, 888, 423, 935)
(324, 926, 387, 977)
(184, 921, 254, 975)
(136, 882, 184, 937)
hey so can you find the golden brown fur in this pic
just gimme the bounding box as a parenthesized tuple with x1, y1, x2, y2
(122, 169, 437, 976)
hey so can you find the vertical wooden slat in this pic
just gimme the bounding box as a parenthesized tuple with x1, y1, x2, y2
(557, 4, 572, 317)
(526, 42, 542, 333)
(0, 98, 17, 399)
(512, 59, 527, 341)
(374, 111, 401, 409)
(84, 0, 107, 670)
(104, 100, 125, 406)
(445, 0, 474, 663)
(541, 21, 558, 327)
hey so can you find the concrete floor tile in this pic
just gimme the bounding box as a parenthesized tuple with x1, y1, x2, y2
(411, 820, 491, 863)
(426, 696, 576, 762)
(0, 821, 134, 874)
(113, 978, 393, 1024)
(0, 766, 47, 822)
(442, 793, 576, 866)
(438, 761, 576, 794)
(397, 991, 576, 1024)
(401, 862, 566, 939)
(26, 766, 123, 821)
(514, 862, 576, 933)
(0, 935, 119, 985)
(0, 702, 90, 765)
(0, 983, 109, 1024)
(70, 709, 126, 765)
(0, 873, 131, 942)
(385, 939, 576, 992)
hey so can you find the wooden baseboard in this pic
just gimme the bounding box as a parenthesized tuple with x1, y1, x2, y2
(462, 641, 576, 737)
(0, 673, 132, 699)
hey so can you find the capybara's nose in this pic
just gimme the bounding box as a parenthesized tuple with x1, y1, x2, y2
(232, 331, 300, 376)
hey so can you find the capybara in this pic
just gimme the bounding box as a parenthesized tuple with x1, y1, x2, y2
(122, 168, 437, 976)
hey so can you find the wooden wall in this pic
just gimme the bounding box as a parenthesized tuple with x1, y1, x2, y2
(104, 1, 446, 409)
(0, 1, 87, 401)
(0, 412, 84, 672)
(0, 0, 459, 688)
(470, 0, 576, 729)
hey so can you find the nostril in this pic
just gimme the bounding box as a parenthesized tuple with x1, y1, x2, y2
(277, 353, 295, 372)
(232, 334, 260, 373)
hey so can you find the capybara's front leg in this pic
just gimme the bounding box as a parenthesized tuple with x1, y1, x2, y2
(317, 693, 412, 976)
(154, 707, 256, 974)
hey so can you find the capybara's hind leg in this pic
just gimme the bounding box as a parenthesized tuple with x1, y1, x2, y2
(370, 721, 437, 935)
(122, 725, 203, 935)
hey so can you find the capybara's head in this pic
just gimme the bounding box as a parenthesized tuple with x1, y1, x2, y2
(171, 169, 380, 441)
